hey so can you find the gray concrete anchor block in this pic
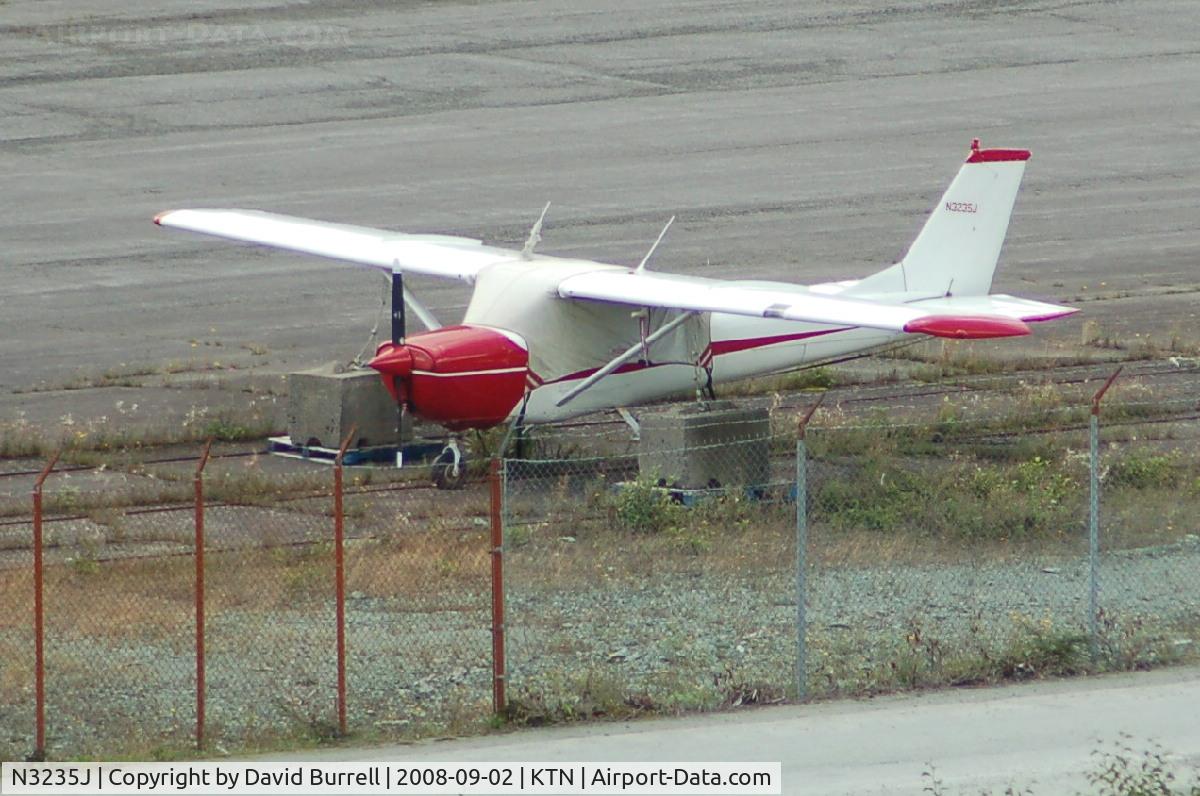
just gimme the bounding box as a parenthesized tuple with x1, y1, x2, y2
(638, 401, 770, 489)
(286, 364, 410, 449)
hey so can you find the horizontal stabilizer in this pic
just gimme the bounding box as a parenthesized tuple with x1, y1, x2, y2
(910, 294, 1078, 324)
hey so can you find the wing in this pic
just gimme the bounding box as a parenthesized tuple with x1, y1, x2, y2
(154, 209, 523, 282)
(558, 270, 1074, 339)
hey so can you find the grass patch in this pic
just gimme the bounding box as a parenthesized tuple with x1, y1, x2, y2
(0, 404, 281, 463)
(722, 366, 842, 397)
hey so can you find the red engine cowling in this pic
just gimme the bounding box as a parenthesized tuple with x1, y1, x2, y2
(368, 325, 529, 431)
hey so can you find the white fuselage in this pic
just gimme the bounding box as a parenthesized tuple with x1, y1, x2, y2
(461, 257, 901, 425)
(519, 315, 898, 423)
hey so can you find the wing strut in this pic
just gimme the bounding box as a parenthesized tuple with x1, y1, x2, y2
(555, 311, 697, 408)
(389, 260, 441, 333)
(402, 284, 441, 331)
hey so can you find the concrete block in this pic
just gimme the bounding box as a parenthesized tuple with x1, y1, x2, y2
(638, 401, 771, 488)
(287, 364, 410, 449)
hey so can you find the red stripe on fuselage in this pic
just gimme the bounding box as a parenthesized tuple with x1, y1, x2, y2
(706, 327, 854, 357)
(542, 327, 853, 386)
(544, 360, 660, 385)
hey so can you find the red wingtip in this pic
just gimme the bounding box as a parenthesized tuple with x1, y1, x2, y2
(153, 211, 171, 225)
(904, 315, 1031, 340)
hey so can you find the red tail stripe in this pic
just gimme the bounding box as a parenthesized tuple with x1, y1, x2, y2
(966, 149, 1031, 164)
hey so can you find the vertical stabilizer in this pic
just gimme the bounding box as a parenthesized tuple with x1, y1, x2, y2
(848, 140, 1030, 297)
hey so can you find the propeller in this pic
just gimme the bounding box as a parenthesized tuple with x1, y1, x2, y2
(378, 263, 446, 459)
(391, 263, 408, 456)
(391, 264, 406, 346)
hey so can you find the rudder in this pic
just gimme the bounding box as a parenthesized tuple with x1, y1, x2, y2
(849, 139, 1030, 298)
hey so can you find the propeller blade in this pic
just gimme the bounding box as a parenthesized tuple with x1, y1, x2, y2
(391, 265, 406, 345)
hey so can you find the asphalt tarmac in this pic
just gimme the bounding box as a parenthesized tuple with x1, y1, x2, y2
(278, 665, 1200, 795)
(4, 0, 1199, 417)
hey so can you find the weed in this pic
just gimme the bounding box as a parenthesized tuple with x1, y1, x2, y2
(608, 477, 682, 534)
(1088, 734, 1200, 796)
(722, 366, 839, 397)
(504, 670, 634, 726)
(985, 614, 1088, 680)
(811, 452, 1081, 542)
(810, 613, 1092, 698)
(69, 552, 100, 576)
(278, 693, 344, 744)
(921, 761, 1034, 795)
(712, 665, 785, 708)
(1106, 450, 1183, 489)
(1095, 610, 1183, 671)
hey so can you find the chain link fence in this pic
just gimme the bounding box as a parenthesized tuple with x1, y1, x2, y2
(338, 482, 493, 737)
(1094, 423, 1200, 670)
(805, 420, 1094, 695)
(2, 377, 1199, 759)
(0, 460, 497, 761)
(501, 431, 799, 724)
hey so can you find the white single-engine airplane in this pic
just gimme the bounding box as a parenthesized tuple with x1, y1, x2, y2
(156, 139, 1075, 483)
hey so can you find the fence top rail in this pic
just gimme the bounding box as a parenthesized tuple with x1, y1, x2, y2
(195, 437, 214, 477)
(33, 451, 61, 493)
(1091, 366, 1123, 415)
(335, 425, 358, 467)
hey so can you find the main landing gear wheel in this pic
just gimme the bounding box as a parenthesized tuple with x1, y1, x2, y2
(431, 440, 468, 490)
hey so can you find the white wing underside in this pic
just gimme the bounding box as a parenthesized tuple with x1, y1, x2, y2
(155, 209, 1074, 333)
(155, 209, 523, 281)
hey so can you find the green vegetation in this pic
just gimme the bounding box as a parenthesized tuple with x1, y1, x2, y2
(811, 453, 1082, 542)
(0, 403, 280, 464)
(1088, 736, 1200, 796)
(924, 735, 1200, 795)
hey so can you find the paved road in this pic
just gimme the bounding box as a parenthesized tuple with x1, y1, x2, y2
(3, 0, 1199, 424)
(278, 667, 1200, 795)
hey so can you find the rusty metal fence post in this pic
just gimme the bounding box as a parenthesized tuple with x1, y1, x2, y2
(489, 457, 506, 716)
(194, 438, 214, 749)
(30, 451, 60, 761)
(333, 426, 357, 738)
(1089, 367, 1122, 663)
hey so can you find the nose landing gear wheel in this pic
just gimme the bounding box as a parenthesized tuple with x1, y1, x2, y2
(431, 441, 468, 490)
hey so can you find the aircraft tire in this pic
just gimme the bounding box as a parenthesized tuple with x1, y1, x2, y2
(431, 449, 469, 490)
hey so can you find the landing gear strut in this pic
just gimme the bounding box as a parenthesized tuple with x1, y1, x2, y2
(431, 438, 468, 490)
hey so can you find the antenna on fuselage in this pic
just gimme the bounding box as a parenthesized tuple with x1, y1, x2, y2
(636, 216, 675, 273)
(521, 202, 552, 260)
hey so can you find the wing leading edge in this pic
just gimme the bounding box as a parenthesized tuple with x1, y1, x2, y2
(154, 208, 1074, 340)
(154, 209, 522, 282)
